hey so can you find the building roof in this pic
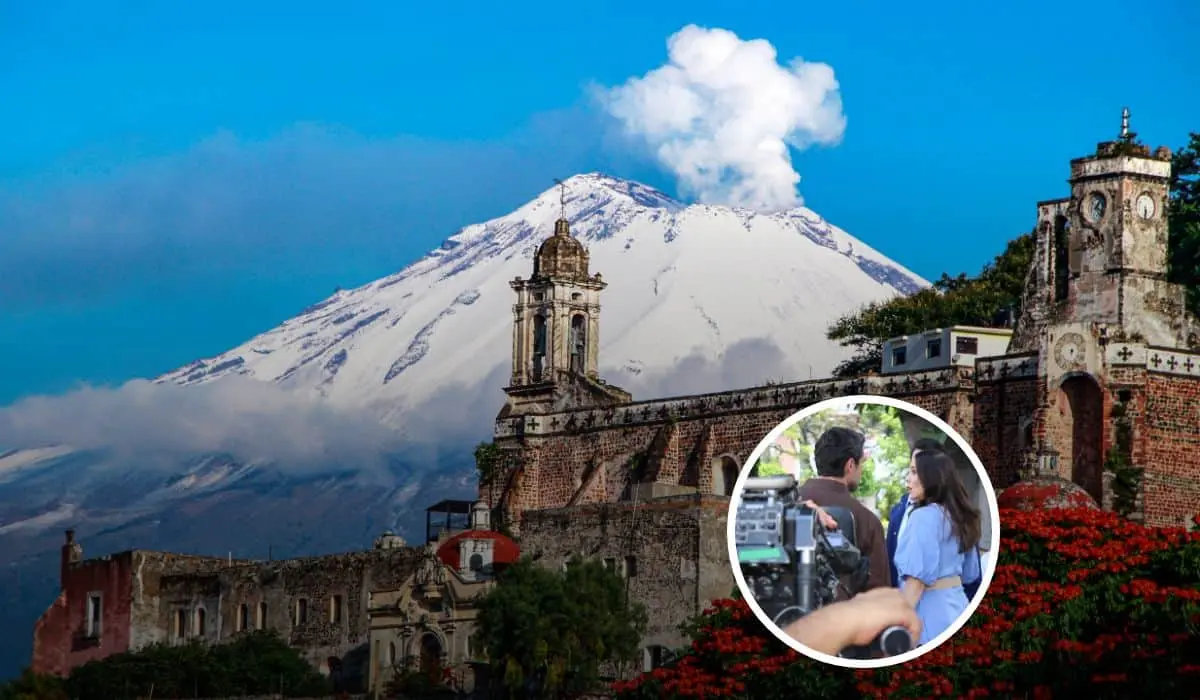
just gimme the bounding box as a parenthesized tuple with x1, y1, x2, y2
(533, 219, 590, 280)
(426, 499, 474, 514)
(435, 530, 520, 570)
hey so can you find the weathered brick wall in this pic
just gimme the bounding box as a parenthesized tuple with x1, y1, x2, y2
(33, 547, 236, 677)
(973, 377, 1039, 488)
(517, 495, 733, 657)
(1141, 374, 1200, 527)
(32, 552, 137, 676)
(491, 369, 976, 529)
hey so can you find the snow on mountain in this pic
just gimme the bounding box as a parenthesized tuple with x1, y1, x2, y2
(157, 172, 926, 429)
(0, 172, 928, 678)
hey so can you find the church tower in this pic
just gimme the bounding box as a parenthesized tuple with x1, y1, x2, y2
(1059, 109, 1189, 347)
(502, 186, 630, 416)
(1007, 109, 1200, 509)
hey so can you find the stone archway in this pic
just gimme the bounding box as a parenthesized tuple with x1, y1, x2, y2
(419, 632, 443, 683)
(1048, 374, 1105, 503)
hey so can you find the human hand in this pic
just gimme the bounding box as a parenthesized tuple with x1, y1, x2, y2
(801, 500, 838, 530)
(781, 587, 922, 655)
(835, 588, 922, 647)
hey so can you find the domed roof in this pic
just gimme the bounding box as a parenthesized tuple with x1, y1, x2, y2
(998, 475, 1099, 511)
(435, 530, 521, 570)
(533, 219, 589, 280)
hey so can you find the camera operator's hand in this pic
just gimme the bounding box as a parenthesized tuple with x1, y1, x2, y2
(780, 588, 922, 656)
(801, 500, 838, 530)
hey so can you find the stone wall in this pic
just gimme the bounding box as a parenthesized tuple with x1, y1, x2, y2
(489, 367, 977, 529)
(208, 548, 424, 685)
(972, 375, 1039, 489)
(32, 549, 234, 677)
(518, 495, 733, 657)
(1141, 373, 1200, 527)
(32, 540, 426, 691)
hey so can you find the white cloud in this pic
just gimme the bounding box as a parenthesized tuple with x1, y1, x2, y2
(599, 25, 847, 213)
(0, 377, 406, 472)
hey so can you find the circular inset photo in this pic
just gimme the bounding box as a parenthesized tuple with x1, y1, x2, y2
(726, 395, 1001, 669)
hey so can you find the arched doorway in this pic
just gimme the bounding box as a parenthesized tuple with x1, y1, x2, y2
(419, 633, 443, 683)
(1051, 374, 1105, 502)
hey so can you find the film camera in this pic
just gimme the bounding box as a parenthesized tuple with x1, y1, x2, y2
(734, 474, 911, 657)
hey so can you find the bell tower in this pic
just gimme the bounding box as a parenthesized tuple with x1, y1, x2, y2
(502, 182, 630, 415)
(1059, 108, 1191, 347)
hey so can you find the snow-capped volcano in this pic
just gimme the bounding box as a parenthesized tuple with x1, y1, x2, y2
(157, 172, 925, 428)
(0, 173, 926, 678)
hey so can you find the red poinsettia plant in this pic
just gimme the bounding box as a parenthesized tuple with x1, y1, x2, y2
(612, 508, 1200, 699)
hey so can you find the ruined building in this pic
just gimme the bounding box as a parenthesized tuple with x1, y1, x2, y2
(486, 111, 1198, 661)
(31, 502, 520, 695)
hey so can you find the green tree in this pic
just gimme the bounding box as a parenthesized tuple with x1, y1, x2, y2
(0, 669, 67, 700)
(1168, 132, 1200, 316)
(856, 404, 909, 522)
(476, 556, 648, 698)
(749, 405, 906, 516)
(62, 630, 330, 700)
(826, 234, 1034, 377)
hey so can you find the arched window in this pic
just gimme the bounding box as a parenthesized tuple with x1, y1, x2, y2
(195, 608, 207, 636)
(643, 645, 669, 672)
(532, 315, 547, 379)
(257, 601, 267, 629)
(388, 641, 397, 666)
(711, 455, 740, 496)
(1053, 215, 1070, 302)
(570, 314, 586, 373)
(237, 604, 249, 632)
(469, 553, 484, 571)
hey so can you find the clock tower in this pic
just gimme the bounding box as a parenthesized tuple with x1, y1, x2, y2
(1009, 110, 1200, 506)
(1058, 108, 1191, 348)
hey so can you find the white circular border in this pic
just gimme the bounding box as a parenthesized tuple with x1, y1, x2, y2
(725, 394, 1003, 670)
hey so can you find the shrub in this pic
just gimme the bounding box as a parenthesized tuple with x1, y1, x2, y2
(612, 507, 1200, 699)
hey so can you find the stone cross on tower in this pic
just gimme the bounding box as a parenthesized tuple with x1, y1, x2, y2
(501, 177, 631, 413)
(554, 178, 568, 221)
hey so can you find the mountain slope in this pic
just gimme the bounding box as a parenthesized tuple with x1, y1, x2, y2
(157, 173, 925, 428)
(0, 173, 926, 679)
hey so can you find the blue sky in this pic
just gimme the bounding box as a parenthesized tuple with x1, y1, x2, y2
(1, 0, 1197, 405)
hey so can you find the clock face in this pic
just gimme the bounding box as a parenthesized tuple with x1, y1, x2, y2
(1053, 332, 1086, 370)
(1085, 192, 1107, 223)
(1136, 193, 1156, 220)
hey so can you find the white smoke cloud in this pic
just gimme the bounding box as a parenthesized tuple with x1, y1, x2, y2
(599, 25, 847, 213)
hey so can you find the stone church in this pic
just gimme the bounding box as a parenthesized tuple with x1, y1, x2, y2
(488, 110, 1200, 660)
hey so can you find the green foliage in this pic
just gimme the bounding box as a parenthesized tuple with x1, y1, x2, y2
(60, 630, 330, 700)
(749, 404, 909, 518)
(826, 234, 1034, 377)
(385, 667, 456, 698)
(856, 404, 909, 521)
(1104, 402, 1142, 517)
(475, 441, 503, 484)
(475, 556, 648, 698)
(0, 669, 67, 700)
(1167, 132, 1200, 317)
